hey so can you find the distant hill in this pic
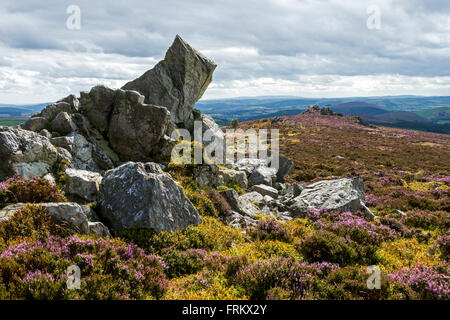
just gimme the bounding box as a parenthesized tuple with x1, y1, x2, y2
(368, 111, 430, 124)
(329, 101, 388, 116)
(414, 107, 450, 123)
(0, 103, 50, 117)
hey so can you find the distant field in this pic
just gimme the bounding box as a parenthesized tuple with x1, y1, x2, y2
(0, 117, 27, 126)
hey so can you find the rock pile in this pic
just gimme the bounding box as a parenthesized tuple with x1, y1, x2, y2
(0, 35, 376, 237)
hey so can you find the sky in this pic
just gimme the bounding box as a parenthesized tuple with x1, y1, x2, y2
(0, 0, 449, 104)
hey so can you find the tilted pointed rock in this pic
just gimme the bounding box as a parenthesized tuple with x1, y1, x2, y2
(121, 35, 217, 127)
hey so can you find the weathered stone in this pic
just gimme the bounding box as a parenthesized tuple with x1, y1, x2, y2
(22, 117, 49, 132)
(201, 114, 225, 147)
(0, 127, 59, 179)
(121, 35, 217, 126)
(51, 112, 77, 135)
(65, 168, 102, 202)
(98, 162, 202, 234)
(108, 89, 172, 161)
(79, 85, 116, 135)
(251, 184, 278, 198)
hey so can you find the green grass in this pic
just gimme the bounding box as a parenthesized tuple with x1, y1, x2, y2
(0, 117, 27, 126)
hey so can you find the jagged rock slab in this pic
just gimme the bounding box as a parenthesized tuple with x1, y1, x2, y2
(98, 162, 202, 234)
(121, 35, 217, 127)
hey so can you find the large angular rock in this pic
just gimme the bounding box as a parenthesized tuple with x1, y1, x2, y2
(98, 162, 202, 234)
(0, 127, 60, 179)
(65, 168, 102, 202)
(288, 177, 375, 219)
(121, 35, 217, 126)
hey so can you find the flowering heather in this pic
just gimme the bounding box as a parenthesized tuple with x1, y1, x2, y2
(234, 257, 339, 299)
(249, 219, 291, 242)
(0, 175, 65, 207)
(389, 265, 450, 300)
(434, 234, 450, 261)
(0, 236, 168, 299)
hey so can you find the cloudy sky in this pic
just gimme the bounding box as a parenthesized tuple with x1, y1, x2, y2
(0, 0, 449, 104)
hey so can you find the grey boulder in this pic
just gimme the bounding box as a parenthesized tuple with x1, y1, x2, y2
(98, 162, 202, 234)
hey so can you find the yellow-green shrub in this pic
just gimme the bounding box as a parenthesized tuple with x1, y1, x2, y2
(375, 238, 443, 273)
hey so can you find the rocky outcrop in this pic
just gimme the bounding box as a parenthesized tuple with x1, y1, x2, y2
(301, 105, 341, 116)
(98, 162, 202, 234)
(65, 168, 102, 202)
(288, 177, 375, 219)
(122, 35, 217, 128)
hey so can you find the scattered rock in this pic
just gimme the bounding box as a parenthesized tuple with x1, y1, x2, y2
(65, 168, 103, 202)
(98, 162, 202, 234)
(88, 221, 111, 237)
(251, 184, 278, 198)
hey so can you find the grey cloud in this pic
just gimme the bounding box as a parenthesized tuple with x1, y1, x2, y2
(0, 0, 449, 103)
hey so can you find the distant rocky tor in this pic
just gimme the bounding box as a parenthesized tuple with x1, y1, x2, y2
(0, 35, 376, 236)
